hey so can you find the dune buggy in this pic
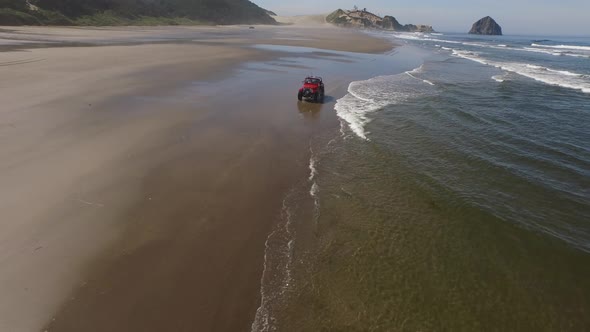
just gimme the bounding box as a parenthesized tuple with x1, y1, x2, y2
(298, 76, 325, 103)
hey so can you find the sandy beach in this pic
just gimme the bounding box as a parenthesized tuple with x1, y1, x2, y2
(0, 22, 392, 332)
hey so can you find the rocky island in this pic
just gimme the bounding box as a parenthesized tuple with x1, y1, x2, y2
(327, 8, 434, 32)
(469, 16, 503, 35)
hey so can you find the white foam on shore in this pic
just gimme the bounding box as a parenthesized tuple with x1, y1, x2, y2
(310, 182, 319, 199)
(308, 149, 318, 182)
(335, 66, 436, 140)
(334, 93, 375, 140)
(252, 144, 326, 331)
(251, 229, 274, 332)
(251, 190, 297, 332)
(308, 145, 320, 212)
(451, 49, 590, 94)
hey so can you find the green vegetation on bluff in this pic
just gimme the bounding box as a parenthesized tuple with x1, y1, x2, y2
(0, 0, 276, 26)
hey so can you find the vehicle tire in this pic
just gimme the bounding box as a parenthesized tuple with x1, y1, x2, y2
(313, 92, 319, 103)
(298, 91, 303, 101)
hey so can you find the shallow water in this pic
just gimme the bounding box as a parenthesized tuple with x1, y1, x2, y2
(258, 33, 590, 331)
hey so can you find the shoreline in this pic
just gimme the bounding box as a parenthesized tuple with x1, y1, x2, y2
(0, 25, 395, 332)
(0, 24, 395, 54)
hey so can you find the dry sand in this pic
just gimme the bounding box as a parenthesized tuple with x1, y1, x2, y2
(0, 23, 392, 332)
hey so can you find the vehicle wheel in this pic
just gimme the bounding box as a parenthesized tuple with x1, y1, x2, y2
(298, 92, 303, 101)
(313, 92, 319, 103)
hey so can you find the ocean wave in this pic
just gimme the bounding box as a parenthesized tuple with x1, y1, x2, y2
(531, 43, 590, 52)
(453, 41, 589, 59)
(451, 49, 487, 65)
(406, 68, 435, 86)
(393, 33, 462, 45)
(335, 66, 436, 140)
(394, 34, 511, 51)
(529, 43, 590, 58)
(392, 33, 426, 41)
(451, 49, 590, 94)
(522, 47, 565, 56)
(399, 33, 590, 59)
(334, 93, 375, 140)
(492, 75, 506, 83)
(522, 46, 590, 58)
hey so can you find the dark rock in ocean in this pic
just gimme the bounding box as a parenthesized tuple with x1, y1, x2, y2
(469, 16, 502, 35)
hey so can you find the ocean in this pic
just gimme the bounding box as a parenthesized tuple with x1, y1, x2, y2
(252, 32, 590, 331)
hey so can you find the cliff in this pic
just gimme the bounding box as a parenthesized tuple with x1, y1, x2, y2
(469, 16, 502, 35)
(0, 0, 277, 26)
(326, 9, 434, 33)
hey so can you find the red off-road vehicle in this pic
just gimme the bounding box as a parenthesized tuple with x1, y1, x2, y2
(298, 76, 325, 103)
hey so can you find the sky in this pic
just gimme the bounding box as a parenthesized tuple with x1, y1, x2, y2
(256, 0, 590, 36)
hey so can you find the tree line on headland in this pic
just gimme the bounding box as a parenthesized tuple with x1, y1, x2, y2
(0, 0, 277, 25)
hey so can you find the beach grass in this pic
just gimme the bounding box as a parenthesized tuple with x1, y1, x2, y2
(0, 8, 41, 25)
(73, 12, 207, 26)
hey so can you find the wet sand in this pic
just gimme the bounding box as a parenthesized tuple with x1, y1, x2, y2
(0, 24, 393, 331)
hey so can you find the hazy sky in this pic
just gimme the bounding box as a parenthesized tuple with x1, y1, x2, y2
(256, 0, 590, 35)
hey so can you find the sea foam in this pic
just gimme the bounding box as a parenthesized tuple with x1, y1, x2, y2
(532, 43, 590, 51)
(335, 66, 436, 140)
(394, 33, 590, 59)
(451, 48, 590, 94)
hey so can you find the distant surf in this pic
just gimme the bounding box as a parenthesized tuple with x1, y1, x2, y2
(531, 43, 590, 51)
(450, 49, 590, 93)
(393, 32, 590, 59)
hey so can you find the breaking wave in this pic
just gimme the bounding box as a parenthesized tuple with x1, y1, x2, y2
(335, 65, 437, 140)
(531, 43, 590, 52)
(394, 33, 590, 59)
(492, 75, 506, 83)
(451, 49, 590, 94)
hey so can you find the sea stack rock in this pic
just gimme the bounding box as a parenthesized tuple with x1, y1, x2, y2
(469, 16, 502, 35)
